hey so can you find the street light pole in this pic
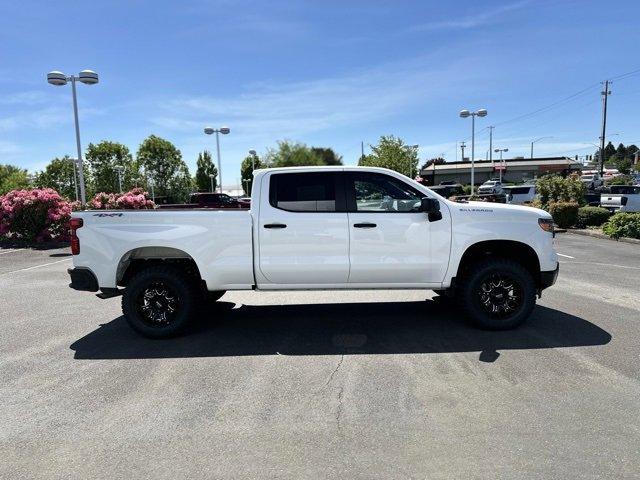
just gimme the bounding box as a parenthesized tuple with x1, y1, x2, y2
(494, 148, 508, 182)
(530, 136, 553, 159)
(47, 70, 98, 205)
(204, 126, 230, 193)
(209, 174, 215, 193)
(460, 109, 488, 195)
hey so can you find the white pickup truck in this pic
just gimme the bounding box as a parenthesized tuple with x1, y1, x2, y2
(68, 166, 558, 338)
(600, 185, 640, 212)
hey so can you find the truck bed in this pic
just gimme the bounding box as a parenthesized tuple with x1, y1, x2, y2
(73, 209, 254, 290)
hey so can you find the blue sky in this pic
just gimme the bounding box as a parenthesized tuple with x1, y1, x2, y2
(1, 0, 640, 185)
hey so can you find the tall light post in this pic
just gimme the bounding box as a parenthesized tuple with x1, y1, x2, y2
(208, 173, 215, 193)
(460, 141, 466, 161)
(204, 126, 230, 193)
(530, 136, 553, 159)
(494, 148, 508, 182)
(114, 165, 124, 193)
(47, 70, 99, 205)
(459, 108, 488, 195)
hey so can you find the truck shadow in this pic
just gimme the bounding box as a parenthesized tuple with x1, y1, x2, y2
(70, 300, 611, 361)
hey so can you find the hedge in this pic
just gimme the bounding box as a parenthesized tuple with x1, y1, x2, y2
(602, 213, 640, 239)
(548, 201, 579, 229)
(576, 206, 611, 229)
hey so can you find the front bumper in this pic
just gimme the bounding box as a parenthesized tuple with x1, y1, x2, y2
(68, 267, 99, 292)
(539, 264, 559, 290)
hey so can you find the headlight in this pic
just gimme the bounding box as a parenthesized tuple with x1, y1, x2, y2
(538, 218, 554, 234)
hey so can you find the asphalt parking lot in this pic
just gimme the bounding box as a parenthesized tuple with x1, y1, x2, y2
(1, 234, 639, 479)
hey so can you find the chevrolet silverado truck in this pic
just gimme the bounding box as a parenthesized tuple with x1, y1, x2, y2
(68, 166, 559, 338)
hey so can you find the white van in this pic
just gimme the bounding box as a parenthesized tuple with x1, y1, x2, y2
(504, 185, 537, 205)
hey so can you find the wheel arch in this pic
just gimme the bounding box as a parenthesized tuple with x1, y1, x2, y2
(116, 246, 204, 287)
(454, 240, 542, 287)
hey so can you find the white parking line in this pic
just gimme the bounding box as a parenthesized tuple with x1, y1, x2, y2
(0, 248, 25, 255)
(557, 253, 575, 259)
(558, 260, 640, 270)
(1, 258, 71, 275)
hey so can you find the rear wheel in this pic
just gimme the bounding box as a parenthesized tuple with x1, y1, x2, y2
(459, 258, 536, 330)
(122, 265, 199, 338)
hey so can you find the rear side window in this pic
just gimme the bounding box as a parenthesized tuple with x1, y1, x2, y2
(269, 172, 340, 212)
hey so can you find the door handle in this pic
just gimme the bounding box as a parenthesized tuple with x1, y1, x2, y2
(264, 223, 287, 229)
(353, 222, 377, 228)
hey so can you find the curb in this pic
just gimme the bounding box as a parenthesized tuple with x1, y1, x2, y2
(561, 229, 640, 245)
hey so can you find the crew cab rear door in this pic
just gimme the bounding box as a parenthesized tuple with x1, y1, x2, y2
(257, 171, 350, 285)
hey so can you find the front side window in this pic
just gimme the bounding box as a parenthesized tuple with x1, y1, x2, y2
(270, 172, 337, 212)
(350, 173, 422, 212)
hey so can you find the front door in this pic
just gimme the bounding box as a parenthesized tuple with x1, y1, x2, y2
(345, 171, 448, 285)
(258, 171, 350, 285)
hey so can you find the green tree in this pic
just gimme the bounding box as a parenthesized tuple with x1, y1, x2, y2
(358, 135, 419, 177)
(86, 141, 141, 193)
(194, 150, 218, 192)
(240, 154, 263, 195)
(603, 141, 616, 162)
(264, 140, 324, 167)
(136, 135, 192, 202)
(0, 164, 29, 194)
(33, 156, 79, 200)
(311, 147, 343, 166)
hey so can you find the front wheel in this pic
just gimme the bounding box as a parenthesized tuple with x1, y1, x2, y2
(122, 265, 199, 338)
(459, 258, 536, 330)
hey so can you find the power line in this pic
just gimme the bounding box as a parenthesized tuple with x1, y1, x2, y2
(610, 66, 640, 82)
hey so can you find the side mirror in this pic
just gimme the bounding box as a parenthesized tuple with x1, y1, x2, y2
(421, 197, 442, 222)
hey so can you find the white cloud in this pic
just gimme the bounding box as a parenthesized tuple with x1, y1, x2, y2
(149, 53, 486, 146)
(409, 1, 530, 32)
(0, 91, 49, 106)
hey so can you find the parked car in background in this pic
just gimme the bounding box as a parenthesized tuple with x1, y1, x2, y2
(159, 192, 250, 209)
(503, 185, 537, 205)
(429, 183, 465, 198)
(581, 173, 603, 190)
(600, 185, 640, 212)
(478, 180, 504, 195)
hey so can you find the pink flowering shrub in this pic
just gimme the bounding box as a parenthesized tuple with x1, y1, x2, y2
(0, 188, 72, 242)
(89, 188, 155, 210)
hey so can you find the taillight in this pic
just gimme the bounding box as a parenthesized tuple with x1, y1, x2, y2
(70, 217, 83, 255)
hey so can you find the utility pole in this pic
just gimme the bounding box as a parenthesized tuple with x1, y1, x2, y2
(599, 80, 611, 176)
(460, 141, 466, 161)
(361, 141, 364, 160)
(488, 126, 494, 164)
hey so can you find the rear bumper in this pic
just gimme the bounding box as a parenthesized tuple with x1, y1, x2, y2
(539, 264, 559, 290)
(68, 267, 99, 292)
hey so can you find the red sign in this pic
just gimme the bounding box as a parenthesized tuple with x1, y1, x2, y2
(495, 165, 506, 171)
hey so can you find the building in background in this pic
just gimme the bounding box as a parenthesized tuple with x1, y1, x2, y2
(420, 156, 583, 186)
